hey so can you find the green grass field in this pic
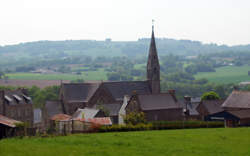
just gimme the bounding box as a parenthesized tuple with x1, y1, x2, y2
(6, 69, 107, 81)
(0, 128, 250, 156)
(195, 65, 250, 84)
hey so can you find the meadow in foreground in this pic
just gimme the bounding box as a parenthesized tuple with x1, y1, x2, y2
(0, 128, 250, 156)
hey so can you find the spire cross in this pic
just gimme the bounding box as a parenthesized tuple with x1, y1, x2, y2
(152, 19, 155, 30)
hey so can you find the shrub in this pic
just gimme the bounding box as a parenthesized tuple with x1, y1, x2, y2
(124, 112, 146, 125)
(98, 121, 224, 133)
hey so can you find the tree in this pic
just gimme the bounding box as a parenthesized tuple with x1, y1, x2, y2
(201, 91, 220, 100)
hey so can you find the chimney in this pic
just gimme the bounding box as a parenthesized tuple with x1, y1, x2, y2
(168, 89, 175, 95)
(20, 88, 28, 95)
(184, 96, 191, 103)
(0, 90, 4, 99)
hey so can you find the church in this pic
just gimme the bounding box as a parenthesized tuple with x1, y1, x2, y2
(44, 25, 183, 124)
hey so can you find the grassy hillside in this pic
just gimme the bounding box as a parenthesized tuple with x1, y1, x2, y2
(195, 65, 250, 84)
(6, 69, 107, 81)
(0, 128, 250, 156)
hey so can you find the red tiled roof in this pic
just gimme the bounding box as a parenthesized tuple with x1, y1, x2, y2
(50, 114, 72, 121)
(77, 117, 112, 125)
(0, 115, 22, 128)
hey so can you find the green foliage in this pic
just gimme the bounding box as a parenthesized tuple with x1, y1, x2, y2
(99, 121, 224, 132)
(2, 128, 250, 156)
(201, 91, 220, 100)
(194, 65, 250, 84)
(28, 85, 60, 108)
(123, 112, 146, 125)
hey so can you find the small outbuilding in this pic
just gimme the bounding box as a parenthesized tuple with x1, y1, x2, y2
(206, 109, 250, 127)
(0, 114, 23, 139)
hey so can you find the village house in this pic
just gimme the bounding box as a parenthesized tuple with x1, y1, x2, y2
(125, 90, 183, 121)
(0, 114, 23, 139)
(196, 99, 225, 120)
(207, 90, 250, 127)
(0, 89, 34, 126)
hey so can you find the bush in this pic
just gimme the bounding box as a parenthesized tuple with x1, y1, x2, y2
(124, 112, 146, 125)
(98, 121, 224, 132)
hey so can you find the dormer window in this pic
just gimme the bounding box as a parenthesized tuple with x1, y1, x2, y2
(13, 94, 22, 103)
(4, 95, 12, 104)
(22, 94, 31, 103)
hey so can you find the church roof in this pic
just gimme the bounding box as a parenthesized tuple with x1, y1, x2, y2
(102, 81, 151, 101)
(61, 81, 151, 103)
(61, 83, 100, 102)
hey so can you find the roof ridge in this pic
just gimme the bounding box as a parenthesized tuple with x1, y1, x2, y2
(103, 80, 147, 84)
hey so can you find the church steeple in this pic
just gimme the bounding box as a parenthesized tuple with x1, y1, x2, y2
(147, 20, 160, 94)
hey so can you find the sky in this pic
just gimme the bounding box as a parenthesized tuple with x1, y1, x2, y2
(0, 0, 250, 46)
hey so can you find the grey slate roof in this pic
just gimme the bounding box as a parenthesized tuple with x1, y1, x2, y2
(101, 103, 122, 116)
(228, 109, 250, 119)
(102, 81, 151, 101)
(201, 100, 224, 114)
(72, 108, 99, 119)
(45, 101, 63, 118)
(62, 83, 100, 102)
(33, 108, 42, 124)
(137, 93, 182, 111)
(222, 91, 250, 109)
(3, 90, 32, 105)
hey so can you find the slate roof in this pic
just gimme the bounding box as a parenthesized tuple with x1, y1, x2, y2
(102, 81, 151, 101)
(228, 109, 250, 119)
(72, 108, 100, 119)
(33, 108, 42, 124)
(61, 81, 151, 103)
(2, 90, 32, 106)
(137, 93, 182, 111)
(0, 114, 22, 128)
(45, 101, 63, 118)
(201, 100, 225, 114)
(61, 83, 100, 102)
(222, 91, 250, 109)
(101, 103, 122, 116)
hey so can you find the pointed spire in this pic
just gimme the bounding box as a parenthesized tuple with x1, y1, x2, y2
(147, 20, 160, 93)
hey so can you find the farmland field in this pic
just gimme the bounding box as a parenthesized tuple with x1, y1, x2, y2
(0, 128, 250, 156)
(195, 65, 250, 84)
(6, 69, 107, 81)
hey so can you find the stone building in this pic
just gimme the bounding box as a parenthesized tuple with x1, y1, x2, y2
(196, 99, 224, 120)
(0, 89, 33, 126)
(125, 91, 183, 121)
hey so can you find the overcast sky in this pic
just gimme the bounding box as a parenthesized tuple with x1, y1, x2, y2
(0, 0, 250, 46)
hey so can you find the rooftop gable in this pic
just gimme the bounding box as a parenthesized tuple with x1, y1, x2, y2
(222, 91, 250, 109)
(136, 93, 182, 111)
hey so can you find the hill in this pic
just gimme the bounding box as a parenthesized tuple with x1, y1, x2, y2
(0, 128, 249, 156)
(1, 39, 250, 61)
